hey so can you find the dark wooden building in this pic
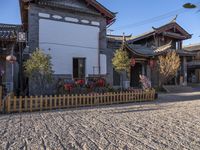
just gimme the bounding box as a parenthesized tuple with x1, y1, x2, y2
(0, 24, 20, 94)
(107, 19, 194, 88)
(184, 43, 200, 83)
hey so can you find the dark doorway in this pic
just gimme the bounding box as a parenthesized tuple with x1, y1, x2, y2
(73, 58, 85, 79)
(113, 68, 121, 86)
(130, 63, 142, 87)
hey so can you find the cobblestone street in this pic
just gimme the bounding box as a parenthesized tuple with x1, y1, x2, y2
(0, 92, 200, 150)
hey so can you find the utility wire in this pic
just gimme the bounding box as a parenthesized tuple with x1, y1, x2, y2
(112, 2, 200, 31)
(113, 8, 186, 31)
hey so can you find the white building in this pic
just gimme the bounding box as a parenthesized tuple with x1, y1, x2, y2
(20, 0, 115, 94)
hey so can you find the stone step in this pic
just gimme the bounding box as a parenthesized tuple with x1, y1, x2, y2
(163, 85, 193, 93)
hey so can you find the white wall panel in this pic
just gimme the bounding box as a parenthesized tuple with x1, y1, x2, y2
(100, 54, 107, 75)
(39, 19, 100, 76)
(38, 13, 50, 18)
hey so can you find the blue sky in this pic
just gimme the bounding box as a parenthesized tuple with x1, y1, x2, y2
(0, 0, 199, 45)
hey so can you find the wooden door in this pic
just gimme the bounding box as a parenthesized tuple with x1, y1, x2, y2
(130, 63, 142, 87)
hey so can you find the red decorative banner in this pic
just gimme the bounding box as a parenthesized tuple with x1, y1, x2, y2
(130, 57, 136, 66)
(149, 59, 155, 68)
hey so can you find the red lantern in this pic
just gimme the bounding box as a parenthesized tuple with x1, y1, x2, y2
(130, 57, 136, 66)
(6, 55, 17, 63)
(149, 59, 155, 68)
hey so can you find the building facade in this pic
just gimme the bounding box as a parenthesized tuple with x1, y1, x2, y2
(19, 0, 115, 94)
(0, 24, 25, 95)
(184, 43, 200, 83)
(0, 0, 197, 95)
(107, 19, 194, 88)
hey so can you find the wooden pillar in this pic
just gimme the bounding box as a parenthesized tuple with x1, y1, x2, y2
(142, 63, 145, 75)
(195, 69, 200, 83)
(183, 57, 187, 86)
(146, 65, 151, 80)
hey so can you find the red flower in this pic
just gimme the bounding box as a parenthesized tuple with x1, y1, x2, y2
(97, 78, 106, 87)
(76, 79, 85, 86)
(64, 83, 73, 92)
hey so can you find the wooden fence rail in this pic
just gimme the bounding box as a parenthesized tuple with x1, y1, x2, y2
(4, 90, 155, 113)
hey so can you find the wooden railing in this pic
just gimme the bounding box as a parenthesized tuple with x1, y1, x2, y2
(4, 90, 156, 113)
(187, 60, 200, 66)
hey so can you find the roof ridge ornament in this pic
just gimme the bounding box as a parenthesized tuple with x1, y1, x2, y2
(152, 15, 178, 30)
(152, 27, 157, 30)
(122, 32, 126, 45)
(122, 32, 127, 50)
(171, 15, 178, 23)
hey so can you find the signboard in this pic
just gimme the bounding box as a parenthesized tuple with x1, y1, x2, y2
(17, 32, 26, 42)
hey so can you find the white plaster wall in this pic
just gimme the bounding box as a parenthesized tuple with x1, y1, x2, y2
(39, 19, 100, 76)
(100, 54, 107, 75)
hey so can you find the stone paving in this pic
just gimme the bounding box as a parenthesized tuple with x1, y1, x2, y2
(0, 92, 200, 150)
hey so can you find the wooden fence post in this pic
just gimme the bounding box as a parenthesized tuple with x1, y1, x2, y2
(67, 94, 69, 107)
(75, 94, 78, 107)
(82, 94, 85, 106)
(71, 94, 74, 106)
(25, 96, 28, 111)
(110, 93, 112, 105)
(128, 91, 130, 102)
(59, 95, 61, 109)
(113, 92, 115, 104)
(35, 96, 38, 110)
(100, 93, 103, 104)
(50, 95, 52, 110)
(63, 95, 66, 108)
(13, 96, 17, 112)
(85, 94, 88, 106)
(19, 96, 22, 113)
(40, 95, 43, 111)
(30, 96, 33, 112)
(152, 89, 155, 100)
(7, 95, 11, 113)
(45, 95, 48, 110)
(0, 86, 2, 112)
(54, 95, 57, 108)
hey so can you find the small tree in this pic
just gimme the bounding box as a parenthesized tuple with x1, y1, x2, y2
(24, 48, 54, 95)
(112, 46, 130, 89)
(158, 50, 180, 87)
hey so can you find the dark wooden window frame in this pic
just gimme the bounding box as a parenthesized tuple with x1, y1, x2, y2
(73, 57, 86, 80)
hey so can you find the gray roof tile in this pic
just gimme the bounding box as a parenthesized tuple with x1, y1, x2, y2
(183, 43, 200, 51)
(0, 23, 20, 41)
(127, 44, 155, 56)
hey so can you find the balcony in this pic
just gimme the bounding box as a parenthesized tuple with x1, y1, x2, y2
(187, 60, 200, 67)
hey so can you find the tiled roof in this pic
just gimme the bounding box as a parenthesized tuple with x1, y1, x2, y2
(154, 42, 172, 53)
(0, 24, 20, 41)
(107, 34, 134, 41)
(126, 42, 177, 57)
(127, 44, 155, 56)
(128, 20, 191, 43)
(177, 50, 196, 56)
(127, 30, 155, 43)
(20, 0, 116, 24)
(183, 43, 200, 51)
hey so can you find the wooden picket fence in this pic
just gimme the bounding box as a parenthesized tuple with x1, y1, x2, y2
(0, 86, 2, 112)
(4, 89, 155, 113)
